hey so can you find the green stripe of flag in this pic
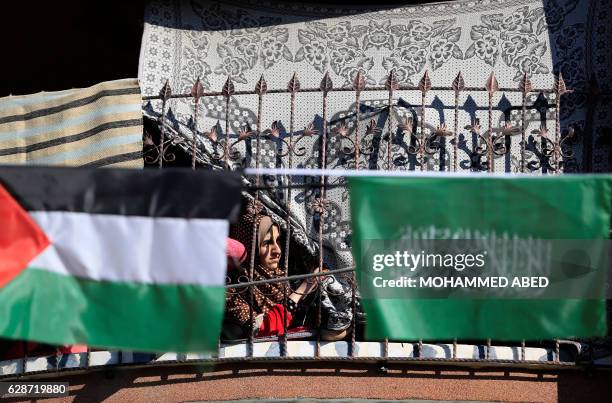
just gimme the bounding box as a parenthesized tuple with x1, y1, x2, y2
(0, 268, 225, 352)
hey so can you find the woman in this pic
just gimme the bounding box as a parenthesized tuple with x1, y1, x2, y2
(223, 212, 320, 340)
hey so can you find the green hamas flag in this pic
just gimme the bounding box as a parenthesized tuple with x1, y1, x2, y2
(349, 175, 612, 341)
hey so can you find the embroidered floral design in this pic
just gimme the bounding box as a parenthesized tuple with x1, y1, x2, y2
(387, 19, 463, 76)
(302, 40, 328, 71)
(430, 37, 459, 70)
(390, 45, 428, 76)
(363, 20, 394, 50)
(295, 21, 369, 78)
(380, 58, 414, 86)
(473, 32, 500, 65)
(192, 3, 293, 81)
(500, 33, 531, 66)
(406, 21, 433, 43)
(465, 5, 549, 81)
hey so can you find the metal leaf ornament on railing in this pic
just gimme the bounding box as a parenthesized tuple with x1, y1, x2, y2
(452, 71, 465, 93)
(159, 80, 172, 100)
(320, 71, 334, 93)
(255, 74, 268, 95)
(451, 72, 465, 172)
(332, 122, 356, 156)
(360, 118, 382, 156)
(419, 70, 432, 94)
(554, 72, 569, 96)
(223, 76, 236, 97)
(353, 69, 366, 92)
(485, 71, 499, 95)
(288, 72, 301, 93)
(291, 122, 319, 157)
(191, 77, 205, 99)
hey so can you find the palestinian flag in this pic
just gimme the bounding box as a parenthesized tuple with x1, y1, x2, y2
(0, 166, 241, 352)
(349, 175, 611, 341)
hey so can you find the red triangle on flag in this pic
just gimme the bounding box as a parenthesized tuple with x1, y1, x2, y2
(0, 184, 50, 288)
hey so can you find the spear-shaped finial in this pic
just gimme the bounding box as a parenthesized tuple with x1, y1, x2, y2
(191, 77, 204, 99)
(222, 76, 235, 97)
(452, 71, 465, 93)
(159, 80, 172, 100)
(419, 70, 432, 93)
(353, 69, 366, 92)
(385, 69, 399, 91)
(255, 74, 268, 95)
(320, 71, 334, 93)
(485, 71, 499, 94)
(287, 72, 301, 93)
(554, 72, 569, 96)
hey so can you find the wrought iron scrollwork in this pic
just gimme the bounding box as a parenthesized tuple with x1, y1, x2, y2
(465, 119, 518, 171)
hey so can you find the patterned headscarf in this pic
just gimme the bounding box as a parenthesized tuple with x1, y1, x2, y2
(225, 211, 289, 327)
(231, 212, 282, 276)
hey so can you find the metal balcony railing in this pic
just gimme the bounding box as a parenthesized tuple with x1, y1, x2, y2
(2, 69, 609, 380)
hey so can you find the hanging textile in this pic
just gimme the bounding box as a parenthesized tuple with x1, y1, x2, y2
(0, 79, 143, 168)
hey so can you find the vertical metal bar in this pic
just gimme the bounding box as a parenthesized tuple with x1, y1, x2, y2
(353, 70, 364, 170)
(553, 73, 568, 174)
(349, 277, 357, 357)
(350, 62, 361, 353)
(158, 81, 171, 169)
(418, 339, 423, 358)
(452, 72, 464, 172)
(452, 338, 457, 359)
(349, 71, 366, 357)
(538, 94, 548, 175)
(418, 71, 431, 171)
(283, 72, 300, 356)
(349, 70, 358, 357)
(385, 70, 398, 171)
(488, 94, 494, 173)
(485, 72, 499, 173)
(85, 346, 90, 369)
(555, 339, 560, 363)
(486, 338, 491, 359)
(384, 338, 389, 358)
(554, 95, 560, 174)
(247, 208, 258, 359)
(222, 77, 235, 169)
(317, 73, 332, 357)
(246, 75, 267, 358)
(521, 339, 526, 361)
(519, 73, 532, 173)
(191, 78, 204, 170)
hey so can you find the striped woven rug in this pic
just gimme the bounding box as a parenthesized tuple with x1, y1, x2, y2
(0, 79, 143, 168)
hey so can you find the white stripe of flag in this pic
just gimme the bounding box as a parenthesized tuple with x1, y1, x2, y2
(28, 211, 228, 286)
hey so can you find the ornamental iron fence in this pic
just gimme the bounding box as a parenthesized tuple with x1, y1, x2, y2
(1, 70, 609, 380)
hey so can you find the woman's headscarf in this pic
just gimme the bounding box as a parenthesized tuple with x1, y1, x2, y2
(225, 212, 288, 329)
(231, 212, 280, 274)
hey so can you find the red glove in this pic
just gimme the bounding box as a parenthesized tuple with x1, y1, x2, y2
(258, 304, 293, 336)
